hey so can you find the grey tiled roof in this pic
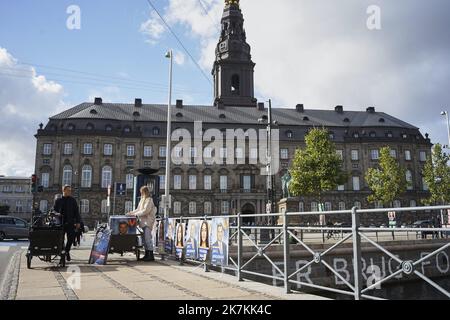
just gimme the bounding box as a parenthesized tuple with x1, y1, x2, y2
(50, 102, 418, 129)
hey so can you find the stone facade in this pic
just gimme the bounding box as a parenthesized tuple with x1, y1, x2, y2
(0, 176, 33, 221)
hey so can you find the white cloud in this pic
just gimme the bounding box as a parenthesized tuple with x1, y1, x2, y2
(174, 50, 186, 65)
(149, 0, 450, 147)
(0, 47, 66, 176)
(140, 11, 166, 45)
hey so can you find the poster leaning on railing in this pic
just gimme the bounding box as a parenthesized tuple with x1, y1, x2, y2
(165, 218, 176, 254)
(210, 218, 229, 266)
(198, 220, 212, 262)
(185, 220, 201, 260)
(157, 219, 165, 254)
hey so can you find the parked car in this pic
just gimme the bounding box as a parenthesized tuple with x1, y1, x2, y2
(0, 216, 30, 241)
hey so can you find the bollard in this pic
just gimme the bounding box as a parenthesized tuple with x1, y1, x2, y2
(352, 207, 363, 300)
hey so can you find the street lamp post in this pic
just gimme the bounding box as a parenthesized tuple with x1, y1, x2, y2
(441, 111, 450, 149)
(164, 50, 173, 220)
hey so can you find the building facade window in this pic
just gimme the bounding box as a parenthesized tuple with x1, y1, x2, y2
(390, 149, 397, 158)
(81, 165, 92, 188)
(101, 199, 108, 214)
(338, 184, 345, 191)
(204, 202, 212, 215)
(126, 174, 134, 189)
(406, 170, 413, 190)
(410, 200, 417, 208)
(242, 175, 251, 192)
(174, 175, 182, 190)
(127, 145, 135, 157)
(173, 201, 181, 215)
(371, 149, 379, 160)
(189, 175, 197, 190)
(338, 202, 346, 211)
(80, 199, 89, 214)
(189, 202, 196, 215)
(419, 151, 427, 162)
(159, 175, 166, 189)
(393, 200, 401, 208)
(250, 148, 258, 160)
(221, 201, 229, 214)
(62, 165, 73, 186)
(354, 201, 362, 209)
(63, 143, 73, 155)
(158, 146, 166, 158)
(405, 150, 412, 161)
(336, 150, 343, 160)
(39, 200, 48, 213)
(15, 200, 23, 213)
(204, 175, 212, 190)
(220, 175, 228, 191)
(125, 201, 133, 212)
(351, 150, 359, 161)
(235, 148, 244, 159)
(43, 143, 52, 155)
(310, 202, 318, 212)
(298, 202, 304, 212)
(352, 176, 360, 191)
(83, 143, 93, 155)
(422, 177, 429, 191)
(143, 146, 152, 157)
(204, 147, 212, 159)
(41, 173, 50, 188)
(280, 148, 289, 160)
(104, 144, 113, 156)
(324, 202, 332, 211)
(101, 166, 112, 188)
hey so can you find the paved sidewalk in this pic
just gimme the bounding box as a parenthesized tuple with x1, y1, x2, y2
(9, 247, 328, 300)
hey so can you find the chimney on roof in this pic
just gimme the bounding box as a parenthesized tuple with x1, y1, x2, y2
(366, 107, 375, 113)
(296, 104, 304, 112)
(176, 99, 183, 109)
(94, 97, 102, 105)
(257, 102, 265, 111)
(135, 98, 142, 107)
(335, 105, 343, 113)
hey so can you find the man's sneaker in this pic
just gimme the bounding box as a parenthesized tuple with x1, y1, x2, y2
(66, 252, 71, 261)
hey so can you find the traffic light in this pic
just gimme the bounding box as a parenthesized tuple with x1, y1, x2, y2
(31, 174, 37, 193)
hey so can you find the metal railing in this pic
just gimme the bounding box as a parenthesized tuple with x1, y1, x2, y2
(157, 205, 450, 300)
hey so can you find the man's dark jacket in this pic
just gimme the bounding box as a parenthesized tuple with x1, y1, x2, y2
(54, 196, 81, 226)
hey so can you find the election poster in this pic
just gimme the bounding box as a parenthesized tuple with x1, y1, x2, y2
(165, 218, 176, 254)
(175, 223, 186, 259)
(210, 218, 229, 266)
(158, 220, 165, 254)
(185, 220, 201, 260)
(89, 226, 111, 265)
(109, 216, 138, 235)
(198, 220, 212, 262)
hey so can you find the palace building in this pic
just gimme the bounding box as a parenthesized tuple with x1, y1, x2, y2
(33, 0, 432, 226)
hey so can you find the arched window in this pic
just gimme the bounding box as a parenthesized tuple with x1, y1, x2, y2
(81, 165, 92, 188)
(231, 74, 240, 95)
(354, 201, 362, 209)
(86, 123, 94, 130)
(62, 165, 72, 186)
(310, 202, 318, 212)
(393, 200, 401, 208)
(338, 202, 346, 211)
(101, 166, 112, 188)
(406, 170, 413, 190)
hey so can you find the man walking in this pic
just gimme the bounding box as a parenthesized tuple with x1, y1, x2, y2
(53, 185, 81, 262)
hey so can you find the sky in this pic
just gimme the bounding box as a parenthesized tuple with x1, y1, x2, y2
(0, 0, 449, 176)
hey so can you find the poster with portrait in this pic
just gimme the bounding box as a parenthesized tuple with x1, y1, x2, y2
(185, 220, 201, 260)
(110, 216, 138, 235)
(165, 218, 176, 254)
(175, 223, 186, 259)
(89, 227, 111, 265)
(158, 220, 165, 254)
(210, 218, 229, 266)
(198, 220, 212, 262)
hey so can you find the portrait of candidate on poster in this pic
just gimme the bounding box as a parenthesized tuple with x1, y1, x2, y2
(110, 216, 138, 235)
(175, 223, 185, 259)
(185, 220, 201, 260)
(165, 218, 176, 254)
(210, 218, 229, 266)
(198, 220, 211, 262)
(89, 227, 111, 265)
(158, 220, 165, 254)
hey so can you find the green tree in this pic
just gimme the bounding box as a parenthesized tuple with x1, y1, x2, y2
(365, 146, 407, 206)
(288, 128, 347, 205)
(422, 144, 450, 205)
(0, 205, 9, 215)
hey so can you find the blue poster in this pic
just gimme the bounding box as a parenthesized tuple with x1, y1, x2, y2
(210, 218, 229, 266)
(185, 220, 201, 260)
(175, 223, 185, 259)
(198, 220, 211, 262)
(165, 218, 176, 254)
(89, 227, 111, 265)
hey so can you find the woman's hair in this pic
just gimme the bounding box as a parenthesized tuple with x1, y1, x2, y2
(176, 224, 184, 246)
(200, 221, 209, 247)
(140, 186, 151, 199)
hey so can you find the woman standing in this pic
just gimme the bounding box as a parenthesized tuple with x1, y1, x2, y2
(126, 186, 157, 262)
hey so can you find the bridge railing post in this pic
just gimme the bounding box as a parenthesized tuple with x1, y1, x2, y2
(237, 211, 243, 281)
(283, 210, 291, 294)
(352, 207, 363, 300)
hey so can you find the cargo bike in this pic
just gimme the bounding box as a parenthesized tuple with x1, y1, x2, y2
(26, 210, 66, 269)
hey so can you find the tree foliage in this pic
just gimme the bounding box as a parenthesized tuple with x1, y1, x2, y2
(365, 146, 407, 206)
(422, 144, 450, 205)
(288, 128, 347, 201)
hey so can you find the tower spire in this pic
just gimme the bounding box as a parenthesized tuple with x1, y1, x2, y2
(212, 0, 256, 108)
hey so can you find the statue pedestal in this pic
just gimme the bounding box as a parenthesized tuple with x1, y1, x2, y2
(277, 198, 302, 225)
